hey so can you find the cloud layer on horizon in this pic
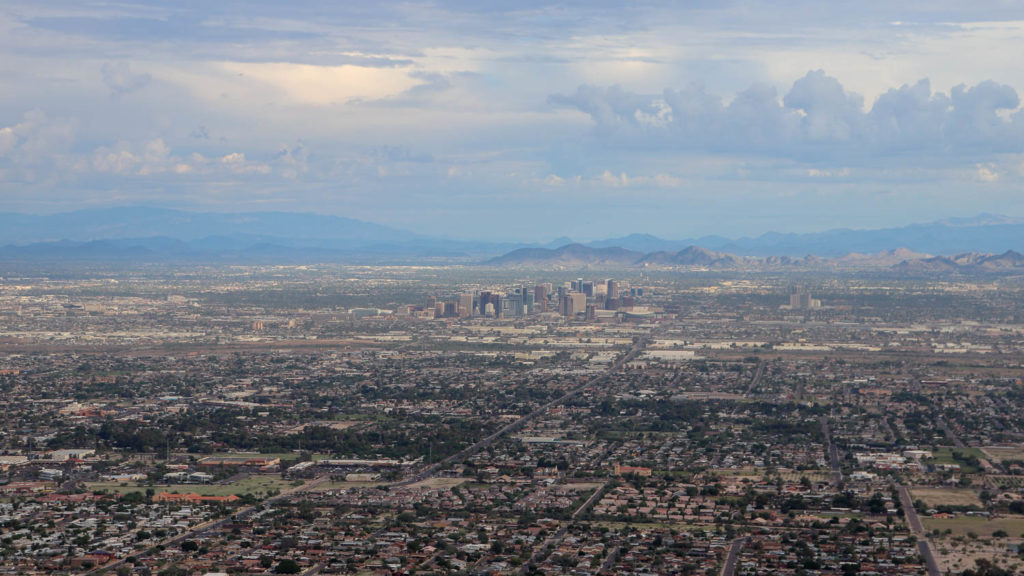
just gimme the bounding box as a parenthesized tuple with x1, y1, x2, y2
(4, 1, 1024, 239)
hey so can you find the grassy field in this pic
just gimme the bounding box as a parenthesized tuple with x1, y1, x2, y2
(923, 515, 1024, 538)
(911, 487, 983, 508)
(187, 451, 333, 462)
(930, 447, 985, 473)
(705, 467, 762, 479)
(981, 446, 1024, 463)
(88, 474, 294, 497)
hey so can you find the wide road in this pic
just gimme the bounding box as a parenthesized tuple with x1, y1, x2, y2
(820, 415, 842, 488)
(897, 484, 941, 576)
(395, 338, 649, 486)
(719, 537, 748, 576)
(745, 360, 766, 395)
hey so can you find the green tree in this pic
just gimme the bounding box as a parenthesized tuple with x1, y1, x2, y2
(274, 559, 302, 574)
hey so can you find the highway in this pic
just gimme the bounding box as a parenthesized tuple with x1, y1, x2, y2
(745, 360, 766, 395)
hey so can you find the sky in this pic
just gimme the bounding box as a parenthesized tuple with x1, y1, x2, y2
(3, 1, 1024, 241)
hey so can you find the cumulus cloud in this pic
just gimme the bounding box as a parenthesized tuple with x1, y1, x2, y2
(0, 110, 76, 180)
(0, 128, 15, 156)
(101, 62, 152, 95)
(975, 163, 999, 182)
(89, 140, 275, 177)
(550, 71, 1024, 162)
(218, 152, 270, 174)
(92, 138, 173, 175)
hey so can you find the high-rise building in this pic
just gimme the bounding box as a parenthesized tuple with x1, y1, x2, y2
(789, 287, 820, 310)
(443, 301, 459, 317)
(500, 293, 524, 318)
(561, 292, 586, 317)
(605, 279, 619, 309)
(582, 281, 595, 297)
(459, 293, 473, 317)
(606, 279, 618, 300)
(534, 285, 548, 312)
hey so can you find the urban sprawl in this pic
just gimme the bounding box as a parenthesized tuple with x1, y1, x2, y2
(0, 265, 1023, 576)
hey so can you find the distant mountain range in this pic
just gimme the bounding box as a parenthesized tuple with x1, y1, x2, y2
(0, 207, 1023, 269)
(581, 215, 1024, 257)
(487, 243, 1024, 274)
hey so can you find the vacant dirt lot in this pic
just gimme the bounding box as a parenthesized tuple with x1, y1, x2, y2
(911, 487, 982, 508)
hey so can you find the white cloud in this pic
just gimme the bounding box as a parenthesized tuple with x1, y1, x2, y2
(592, 170, 682, 188)
(0, 110, 76, 164)
(975, 163, 999, 182)
(0, 128, 15, 156)
(598, 170, 629, 186)
(159, 61, 426, 108)
(551, 71, 1024, 163)
(92, 145, 138, 174)
(807, 168, 851, 177)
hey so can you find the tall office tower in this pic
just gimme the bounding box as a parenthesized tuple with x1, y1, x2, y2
(582, 281, 595, 297)
(621, 295, 635, 308)
(443, 301, 459, 318)
(789, 287, 820, 310)
(459, 293, 473, 317)
(534, 285, 548, 312)
(585, 304, 597, 321)
(606, 279, 618, 300)
(563, 292, 586, 317)
(500, 293, 524, 318)
(477, 291, 491, 315)
(789, 287, 802, 309)
(434, 301, 446, 318)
